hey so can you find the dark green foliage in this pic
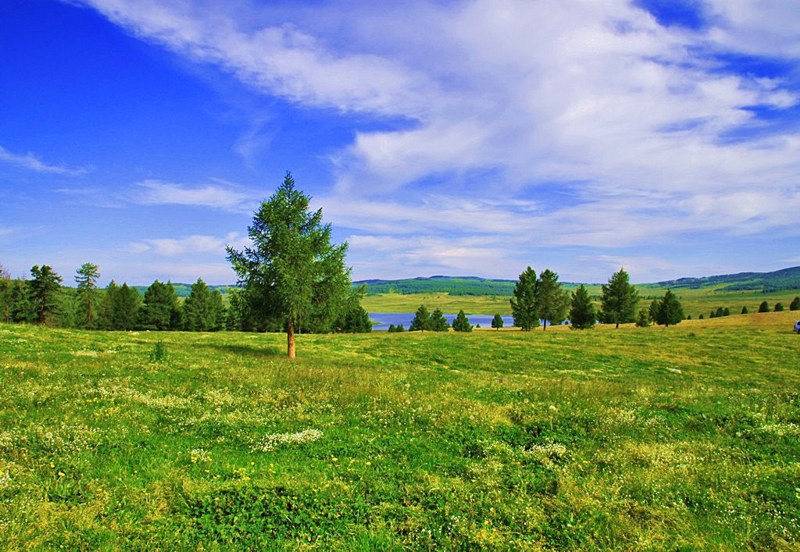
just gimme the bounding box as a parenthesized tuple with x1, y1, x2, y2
(569, 284, 596, 329)
(388, 323, 405, 333)
(653, 289, 684, 327)
(149, 341, 168, 363)
(774, 302, 784, 312)
(759, 301, 770, 313)
(337, 304, 372, 333)
(699, 313, 704, 319)
(429, 308, 450, 332)
(410, 305, 431, 331)
(452, 310, 473, 332)
(790, 297, 800, 311)
(28, 265, 63, 325)
(510, 266, 539, 331)
(537, 269, 568, 331)
(723, 307, 730, 316)
(600, 268, 639, 328)
(650, 299, 660, 322)
(491, 313, 504, 330)
(74, 263, 100, 329)
(636, 309, 650, 327)
(112, 284, 142, 331)
(0, 265, 15, 323)
(139, 280, 180, 330)
(715, 307, 725, 318)
(741, 306, 748, 314)
(183, 279, 225, 331)
(226, 172, 352, 358)
(98, 281, 118, 330)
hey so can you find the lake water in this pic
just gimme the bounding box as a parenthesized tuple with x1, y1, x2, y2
(370, 312, 515, 331)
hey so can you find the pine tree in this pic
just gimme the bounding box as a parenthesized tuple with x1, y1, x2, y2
(139, 280, 180, 330)
(183, 278, 224, 331)
(410, 305, 431, 331)
(741, 306, 748, 315)
(452, 310, 473, 332)
(491, 313, 504, 331)
(790, 297, 800, 311)
(537, 269, 568, 331)
(430, 308, 450, 332)
(226, 172, 351, 359)
(511, 266, 539, 331)
(112, 284, 141, 331)
(636, 308, 650, 327)
(600, 268, 639, 328)
(98, 281, 118, 330)
(774, 302, 784, 312)
(28, 265, 62, 325)
(653, 289, 684, 327)
(758, 301, 769, 313)
(74, 263, 100, 329)
(569, 284, 596, 329)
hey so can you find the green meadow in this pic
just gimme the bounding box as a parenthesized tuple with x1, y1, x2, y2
(1, 312, 799, 549)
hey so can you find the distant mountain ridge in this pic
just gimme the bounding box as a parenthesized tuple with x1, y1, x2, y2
(355, 266, 800, 295)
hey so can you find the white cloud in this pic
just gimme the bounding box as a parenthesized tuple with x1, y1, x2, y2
(130, 232, 249, 257)
(130, 180, 257, 212)
(0, 145, 90, 175)
(78, 0, 800, 279)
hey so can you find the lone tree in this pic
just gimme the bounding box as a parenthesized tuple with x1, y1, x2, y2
(511, 266, 539, 331)
(227, 172, 351, 359)
(75, 263, 100, 329)
(537, 268, 568, 330)
(653, 289, 684, 327)
(600, 268, 639, 329)
(491, 313, 504, 331)
(758, 301, 769, 313)
(790, 296, 800, 311)
(569, 284, 596, 329)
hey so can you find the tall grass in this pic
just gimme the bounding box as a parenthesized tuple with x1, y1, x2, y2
(1, 313, 798, 549)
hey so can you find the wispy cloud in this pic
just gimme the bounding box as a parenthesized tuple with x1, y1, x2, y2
(0, 145, 90, 175)
(129, 232, 249, 257)
(76, 0, 800, 280)
(129, 179, 257, 212)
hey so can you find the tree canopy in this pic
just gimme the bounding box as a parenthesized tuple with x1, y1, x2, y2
(653, 289, 684, 327)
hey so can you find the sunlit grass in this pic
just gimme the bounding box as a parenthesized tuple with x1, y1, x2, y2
(1, 314, 799, 549)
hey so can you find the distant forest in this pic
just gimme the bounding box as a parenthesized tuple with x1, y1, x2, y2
(655, 266, 800, 292)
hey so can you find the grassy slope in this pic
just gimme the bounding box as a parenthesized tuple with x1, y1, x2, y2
(1, 314, 799, 549)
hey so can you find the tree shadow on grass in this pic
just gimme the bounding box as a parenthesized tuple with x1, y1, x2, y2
(202, 343, 284, 358)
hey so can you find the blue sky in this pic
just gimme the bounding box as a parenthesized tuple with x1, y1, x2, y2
(1, 0, 799, 286)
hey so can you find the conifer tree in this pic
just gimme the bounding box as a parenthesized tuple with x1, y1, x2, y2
(600, 268, 639, 328)
(491, 313, 504, 331)
(790, 297, 800, 311)
(112, 284, 141, 330)
(758, 301, 769, 313)
(511, 266, 539, 331)
(138, 280, 180, 330)
(75, 263, 101, 329)
(569, 284, 596, 329)
(410, 305, 432, 331)
(452, 309, 473, 332)
(653, 289, 684, 327)
(430, 308, 450, 332)
(226, 172, 351, 359)
(537, 269, 568, 330)
(28, 265, 62, 325)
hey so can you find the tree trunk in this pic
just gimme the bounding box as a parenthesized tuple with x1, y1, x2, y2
(542, 320, 548, 331)
(287, 319, 296, 359)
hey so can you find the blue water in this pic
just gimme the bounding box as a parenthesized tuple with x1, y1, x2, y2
(370, 312, 515, 331)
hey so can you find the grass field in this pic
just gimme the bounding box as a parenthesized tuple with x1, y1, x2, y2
(1, 313, 799, 549)
(361, 288, 800, 319)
